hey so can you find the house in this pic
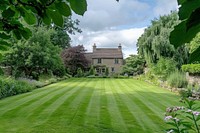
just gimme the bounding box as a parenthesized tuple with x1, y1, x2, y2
(85, 44, 123, 75)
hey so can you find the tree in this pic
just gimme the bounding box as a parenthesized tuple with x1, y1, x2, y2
(137, 11, 189, 67)
(122, 55, 145, 76)
(0, 0, 87, 63)
(61, 45, 89, 76)
(170, 0, 200, 63)
(50, 17, 82, 49)
(3, 27, 65, 79)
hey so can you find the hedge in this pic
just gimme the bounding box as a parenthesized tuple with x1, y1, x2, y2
(182, 64, 200, 74)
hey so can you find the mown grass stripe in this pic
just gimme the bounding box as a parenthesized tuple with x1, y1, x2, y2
(98, 78, 115, 133)
(109, 79, 148, 132)
(122, 79, 181, 115)
(84, 79, 100, 132)
(66, 79, 97, 132)
(109, 87, 142, 132)
(106, 79, 129, 133)
(0, 78, 182, 133)
(117, 79, 164, 132)
(0, 80, 73, 114)
(24, 80, 80, 118)
(29, 78, 92, 132)
(0, 79, 75, 107)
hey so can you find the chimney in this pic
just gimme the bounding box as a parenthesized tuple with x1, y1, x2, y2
(118, 43, 122, 51)
(93, 43, 96, 52)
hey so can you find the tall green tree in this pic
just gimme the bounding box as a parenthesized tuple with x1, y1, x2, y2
(51, 17, 81, 49)
(122, 55, 145, 76)
(137, 11, 189, 67)
(3, 27, 65, 79)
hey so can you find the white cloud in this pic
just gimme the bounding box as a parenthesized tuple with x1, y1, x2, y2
(70, 28, 145, 58)
(153, 0, 178, 17)
(70, 0, 178, 58)
(73, 0, 151, 31)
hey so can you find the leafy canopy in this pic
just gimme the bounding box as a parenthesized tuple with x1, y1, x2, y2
(0, 0, 87, 61)
(3, 27, 65, 79)
(137, 11, 189, 67)
(61, 45, 89, 76)
(170, 0, 200, 62)
(122, 55, 145, 76)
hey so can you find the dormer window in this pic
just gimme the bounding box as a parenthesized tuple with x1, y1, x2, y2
(97, 58, 102, 64)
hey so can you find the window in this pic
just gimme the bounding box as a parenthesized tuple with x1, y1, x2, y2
(111, 67, 115, 72)
(97, 58, 102, 64)
(96, 68, 100, 73)
(115, 58, 119, 64)
(102, 68, 105, 73)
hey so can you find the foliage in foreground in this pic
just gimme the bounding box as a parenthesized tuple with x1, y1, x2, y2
(165, 99, 200, 133)
(170, 0, 200, 63)
(0, 76, 34, 99)
(0, 0, 87, 69)
(167, 71, 188, 88)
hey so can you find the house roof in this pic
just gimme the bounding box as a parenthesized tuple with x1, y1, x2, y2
(92, 48, 123, 59)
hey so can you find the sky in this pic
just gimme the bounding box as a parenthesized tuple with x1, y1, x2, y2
(70, 0, 178, 58)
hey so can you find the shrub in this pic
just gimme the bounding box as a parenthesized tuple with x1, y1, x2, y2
(105, 67, 109, 76)
(182, 64, 200, 75)
(89, 65, 95, 75)
(0, 76, 34, 99)
(87, 75, 96, 78)
(76, 68, 83, 77)
(152, 58, 177, 80)
(167, 71, 188, 88)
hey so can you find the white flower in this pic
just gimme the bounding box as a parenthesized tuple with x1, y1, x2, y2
(167, 129, 174, 133)
(165, 116, 173, 121)
(193, 111, 200, 116)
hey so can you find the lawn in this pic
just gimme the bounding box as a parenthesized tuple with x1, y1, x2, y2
(0, 78, 181, 133)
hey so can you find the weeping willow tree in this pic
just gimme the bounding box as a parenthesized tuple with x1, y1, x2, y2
(137, 11, 189, 67)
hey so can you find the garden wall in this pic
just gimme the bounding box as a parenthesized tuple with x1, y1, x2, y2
(186, 72, 200, 85)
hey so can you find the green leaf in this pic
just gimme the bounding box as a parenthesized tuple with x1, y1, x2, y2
(0, 40, 11, 51)
(47, 9, 63, 27)
(166, 122, 177, 127)
(13, 30, 22, 40)
(0, 53, 2, 61)
(42, 13, 51, 25)
(186, 7, 200, 31)
(179, 1, 200, 20)
(0, 40, 11, 47)
(23, 9, 36, 25)
(69, 0, 87, 15)
(55, 2, 71, 17)
(0, 32, 10, 39)
(2, 7, 15, 19)
(19, 28, 32, 40)
(170, 21, 187, 48)
(178, 0, 186, 5)
(189, 46, 200, 63)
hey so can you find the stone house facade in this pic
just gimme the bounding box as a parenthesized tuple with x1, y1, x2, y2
(85, 44, 123, 75)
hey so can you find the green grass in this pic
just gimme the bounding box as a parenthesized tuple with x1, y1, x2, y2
(0, 78, 181, 133)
